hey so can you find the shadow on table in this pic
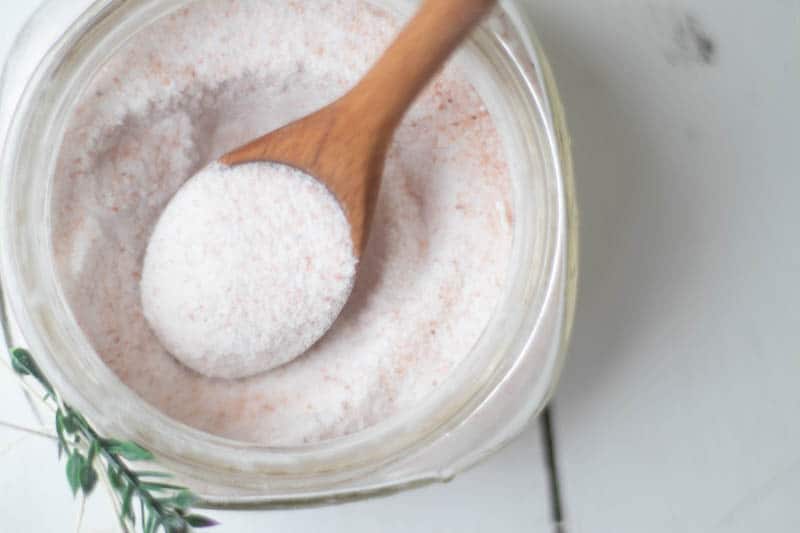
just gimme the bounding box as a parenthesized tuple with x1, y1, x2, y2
(532, 10, 704, 419)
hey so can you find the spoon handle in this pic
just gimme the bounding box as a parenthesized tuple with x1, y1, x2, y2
(219, 0, 497, 256)
(341, 0, 497, 137)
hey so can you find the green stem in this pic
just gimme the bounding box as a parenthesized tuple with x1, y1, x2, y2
(0, 357, 58, 414)
(71, 414, 177, 526)
(0, 419, 57, 440)
(97, 459, 133, 533)
(74, 491, 86, 533)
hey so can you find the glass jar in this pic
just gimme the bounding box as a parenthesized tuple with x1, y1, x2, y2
(0, 0, 577, 507)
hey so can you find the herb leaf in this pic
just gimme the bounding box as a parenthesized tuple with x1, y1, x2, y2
(103, 439, 155, 461)
(144, 513, 158, 533)
(108, 465, 124, 490)
(140, 482, 186, 492)
(10, 348, 54, 395)
(9, 348, 218, 531)
(121, 484, 135, 521)
(186, 515, 220, 528)
(86, 439, 100, 464)
(161, 514, 187, 532)
(79, 461, 98, 495)
(159, 489, 197, 510)
(66, 452, 84, 496)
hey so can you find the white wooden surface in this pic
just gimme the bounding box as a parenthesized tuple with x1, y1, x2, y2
(531, 1, 800, 532)
(2, 0, 800, 531)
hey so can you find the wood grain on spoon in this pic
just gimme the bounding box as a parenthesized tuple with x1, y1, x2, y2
(220, 0, 497, 256)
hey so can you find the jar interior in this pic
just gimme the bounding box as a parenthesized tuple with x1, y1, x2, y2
(1, 0, 565, 500)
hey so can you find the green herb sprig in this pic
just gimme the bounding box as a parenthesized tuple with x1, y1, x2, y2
(10, 348, 218, 533)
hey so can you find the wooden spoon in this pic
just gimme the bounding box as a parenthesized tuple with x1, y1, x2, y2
(220, 0, 497, 256)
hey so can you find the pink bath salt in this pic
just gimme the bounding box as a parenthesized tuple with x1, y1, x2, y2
(141, 162, 356, 379)
(51, 0, 515, 445)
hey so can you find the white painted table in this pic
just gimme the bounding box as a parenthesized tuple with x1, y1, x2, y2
(535, 1, 800, 531)
(1, 1, 799, 531)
